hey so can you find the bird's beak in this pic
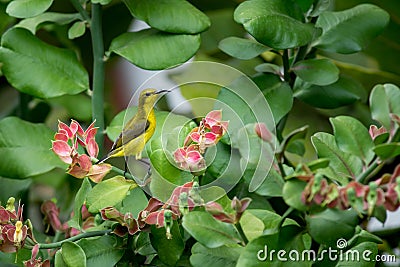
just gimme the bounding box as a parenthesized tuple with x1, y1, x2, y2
(154, 89, 171, 94)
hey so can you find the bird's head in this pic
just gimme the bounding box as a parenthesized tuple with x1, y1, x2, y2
(138, 88, 170, 112)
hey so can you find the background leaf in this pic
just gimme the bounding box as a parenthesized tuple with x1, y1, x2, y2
(292, 58, 339, 86)
(6, 0, 53, 18)
(77, 235, 124, 267)
(190, 242, 243, 267)
(315, 4, 390, 54)
(16, 12, 81, 33)
(369, 83, 400, 130)
(61, 241, 87, 267)
(123, 0, 210, 34)
(108, 29, 200, 70)
(151, 224, 184, 266)
(68, 178, 92, 230)
(0, 117, 64, 178)
(218, 37, 268, 60)
(0, 28, 89, 98)
(330, 116, 374, 164)
(294, 75, 364, 109)
(234, 0, 319, 49)
(182, 211, 242, 248)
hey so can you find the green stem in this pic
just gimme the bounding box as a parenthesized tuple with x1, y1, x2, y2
(25, 230, 112, 250)
(292, 45, 309, 66)
(91, 3, 105, 155)
(357, 161, 381, 184)
(111, 165, 135, 181)
(69, 0, 90, 21)
(235, 222, 248, 245)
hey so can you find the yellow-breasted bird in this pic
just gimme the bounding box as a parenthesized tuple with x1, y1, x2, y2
(97, 88, 169, 163)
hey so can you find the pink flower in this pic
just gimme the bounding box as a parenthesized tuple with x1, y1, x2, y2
(100, 207, 139, 236)
(173, 145, 205, 172)
(255, 123, 273, 142)
(23, 244, 50, 267)
(203, 110, 229, 134)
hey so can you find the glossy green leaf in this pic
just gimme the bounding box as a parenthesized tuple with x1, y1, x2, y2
(16, 12, 81, 33)
(68, 178, 92, 230)
(306, 209, 359, 247)
(369, 83, 400, 130)
(134, 232, 156, 256)
(48, 93, 92, 121)
(282, 179, 308, 211)
(61, 242, 86, 267)
(252, 168, 283, 197)
(315, 4, 390, 54)
(254, 63, 281, 75)
(68, 21, 86, 39)
(254, 73, 293, 124)
(190, 242, 243, 267)
(182, 211, 242, 248)
(151, 224, 184, 266)
(236, 225, 311, 267)
(330, 116, 374, 164)
(311, 132, 362, 180)
(294, 75, 363, 109)
(120, 187, 149, 217)
(218, 37, 268, 60)
(0, 3, 16, 35)
(108, 29, 200, 70)
(6, 0, 53, 18)
(0, 28, 89, 98)
(55, 249, 68, 267)
(77, 235, 124, 267)
(86, 176, 137, 213)
(292, 58, 339, 86)
(374, 143, 400, 160)
(123, 0, 210, 34)
(0, 117, 64, 178)
(234, 0, 320, 49)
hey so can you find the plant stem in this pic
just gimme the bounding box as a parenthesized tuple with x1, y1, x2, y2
(25, 230, 112, 250)
(69, 0, 90, 21)
(292, 45, 309, 65)
(90, 3, 105, 156)
(235, 222, 248, 245)
(357, 160, 381, 184)
(111, 165, 136, 181)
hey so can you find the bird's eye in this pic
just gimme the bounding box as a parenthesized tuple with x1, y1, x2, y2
(145, 92, 152, 96)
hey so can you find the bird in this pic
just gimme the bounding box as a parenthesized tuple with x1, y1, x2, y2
(97, 88, 169, 164)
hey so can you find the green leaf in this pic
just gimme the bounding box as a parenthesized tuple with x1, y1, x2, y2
(151, 224, 184, 266)
(234, 0, 320, 49)
(254, 63, 281, 75)
(282, 179, 308, 211)
(182, 211, 242, 248)
(370, 83, 400, 130)
(0, 28, 89, 98)
(55, 249, 68, 267)
(254, 73, 293, 124)
(16, 12, 81, 33)
(0, 117, 64, 178)
(311, 132, 362, 180)
(306, 209, 359, 247)
(61, 242, 86, 267)
(68, 178, 92, 230)
(218, 37, 268, 60)
(48, 93, 92, 121)
(292, 59, 339, 86)
(86, 176, 137, 213)
(315, 4, 390, 54)
(77, 235, 124, 267)
(123, 0, 210, 34)
(252, 169, 283, 197)
(108, 29, 200, 70)
(190, 242, 243, 267)
(294, 75, 363, 109)
(373, 143, 400, 160)
(120, 187, 149, 217)
(68, 21, 86, 39)
(236, 225, 311, 267)
(330, 116, 374, 164)
(6, 0, 53, 18)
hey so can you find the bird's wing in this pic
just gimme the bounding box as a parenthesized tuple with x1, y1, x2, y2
(111, 119, 150, 151)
